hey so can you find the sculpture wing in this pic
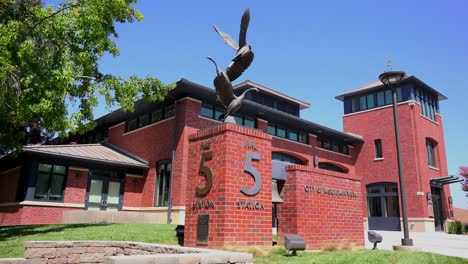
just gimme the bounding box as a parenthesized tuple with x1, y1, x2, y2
(226, 48, 254, 82)
(213, 25, 239, 50)
(238, 8, 250, 48)
(213, 71, 236, 107)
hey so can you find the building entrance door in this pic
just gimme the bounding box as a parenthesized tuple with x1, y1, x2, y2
(431, 187, 444, 231)
(86, 170, 124, 211)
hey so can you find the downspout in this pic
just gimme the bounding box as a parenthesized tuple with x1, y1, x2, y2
(167, 99, 177, 224)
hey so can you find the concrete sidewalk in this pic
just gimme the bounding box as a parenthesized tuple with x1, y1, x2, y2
(364, 230, 468, 259)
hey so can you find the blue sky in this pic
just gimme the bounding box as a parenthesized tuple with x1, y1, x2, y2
(89, 1, 468, 208)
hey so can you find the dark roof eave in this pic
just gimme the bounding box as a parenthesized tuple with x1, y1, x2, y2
(335, 76, 448, 102)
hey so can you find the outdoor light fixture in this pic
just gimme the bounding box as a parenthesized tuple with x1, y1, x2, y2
(378, 70, 414, 247)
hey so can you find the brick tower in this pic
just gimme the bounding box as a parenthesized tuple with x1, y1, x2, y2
(336, 75, 454, 232)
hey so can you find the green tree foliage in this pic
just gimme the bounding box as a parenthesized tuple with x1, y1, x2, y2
(0, 0, 174, 154)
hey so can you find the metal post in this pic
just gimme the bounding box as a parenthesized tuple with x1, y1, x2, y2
(391, 87, 413, 246)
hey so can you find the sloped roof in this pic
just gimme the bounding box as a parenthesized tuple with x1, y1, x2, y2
(234, 80, 311, 110)
(335, 75, 448, 101)
(25, 143, 149, 169)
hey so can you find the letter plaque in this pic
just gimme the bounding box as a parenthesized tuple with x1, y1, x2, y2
(196, 214, 210, 244)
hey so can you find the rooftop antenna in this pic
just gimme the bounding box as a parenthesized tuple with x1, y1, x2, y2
(385, 58, 393, 70)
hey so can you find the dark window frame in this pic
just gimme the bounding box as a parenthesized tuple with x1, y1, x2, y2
(33, 163, 68, 202)
(154, 160, 171, 207)
(366, 182, 400, 218)
(426, 138, 437, 168)
(374, 139, 383, 159)
(272, 152, 304, 165)
(126, 103, 176, 132)
(317, 137, 349, 155)
(267, 122, 308, 144)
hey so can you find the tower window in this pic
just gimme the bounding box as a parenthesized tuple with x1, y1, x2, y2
(374, 139, 383, 159)
(426, 139, 437, 168)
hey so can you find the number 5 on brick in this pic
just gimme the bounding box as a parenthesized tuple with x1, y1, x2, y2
(241, 152, 262, 196)
(196, 151, 214, 195)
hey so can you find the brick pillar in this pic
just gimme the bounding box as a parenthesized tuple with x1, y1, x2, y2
(277, 165, 364, 250)
(185, 123, 273, 248)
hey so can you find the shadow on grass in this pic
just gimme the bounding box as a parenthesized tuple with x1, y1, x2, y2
(0, 223, 111, 241)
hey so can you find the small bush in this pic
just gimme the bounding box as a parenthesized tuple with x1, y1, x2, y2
(340, 245, 352, 251)
(322, 244, 338, 251)
(464, 224, 468, 234)
(248, 247, 264, 257)
(448, 221, 463, 234)
(270, 245, 288, 256)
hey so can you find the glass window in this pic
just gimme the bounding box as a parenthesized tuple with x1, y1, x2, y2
(385, 90, 392, 105)
(201, 104, 213, 118)
(244, 117, 255, 128)
(366, 183, 400, 218)
(234, 115, 243, 125)
(426, 139, 437, 167)
(288, 131, 298, 141)
(374, 139, 382, 158)
(367, 197, 383, 217)
(318, 163, 345, 173)
(298, 133, 307, 144)
(385, 196, 400, 217)
(138, 114, 150, 127)
(154, 161, 171, 207)
(360, 96, 367, 110)
(397, 87, 402, 102)
(272, 152, 304, 164)
(214, 108, 224, 120)
(151, 109, 162, 123)
(377, 92, 385, 107)
(164, 104, 175, 118)
(127, 119, 137, 132)
(277, 127, 286, 138)
(351, 98, 357, 112)
(267, 124, 276, 135)
(34, 163, 67, 201)
(366, 94, 374, 109)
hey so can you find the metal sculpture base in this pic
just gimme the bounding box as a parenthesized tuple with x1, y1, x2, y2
(224, 116, 236, 124)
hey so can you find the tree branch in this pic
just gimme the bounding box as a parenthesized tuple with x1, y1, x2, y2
(30, 3, 80, 32)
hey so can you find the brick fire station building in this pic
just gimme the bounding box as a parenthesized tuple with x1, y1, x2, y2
(0, 76, 458, 249)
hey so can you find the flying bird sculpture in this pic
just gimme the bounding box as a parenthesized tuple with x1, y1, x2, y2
(213, 8, 254, 82)
(207, 56, 258, 119)
(207, 8, 257, 123)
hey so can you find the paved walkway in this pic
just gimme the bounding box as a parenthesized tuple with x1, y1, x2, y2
(364, 230, 468, 259)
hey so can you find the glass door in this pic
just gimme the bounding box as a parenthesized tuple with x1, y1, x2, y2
(86, 171, 124, 211)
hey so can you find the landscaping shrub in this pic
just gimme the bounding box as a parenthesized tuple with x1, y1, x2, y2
(322, 244, 338, 251)
(448, 221, 463, 234)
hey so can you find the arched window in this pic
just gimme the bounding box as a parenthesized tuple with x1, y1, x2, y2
(272, 152, 304, 165)
(318, 162, 347, 173)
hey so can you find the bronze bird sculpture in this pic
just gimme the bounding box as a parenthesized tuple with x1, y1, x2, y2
(207, 56, 258, 119)
(213, 8, 254, 82)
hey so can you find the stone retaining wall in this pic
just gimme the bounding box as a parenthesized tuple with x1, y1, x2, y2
(0, 241, 253, 264)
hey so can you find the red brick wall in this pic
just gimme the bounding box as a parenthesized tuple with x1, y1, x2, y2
(0, 205, 80, 226)
(0, 167, 21, 203)
(277, 165, 363, 249)
(19, 206, 79, 225)
(0, 205, 23, 226)
(185, 124, 273, 247)
(64, 168, 88, 204)
(343, 101, 451, 220)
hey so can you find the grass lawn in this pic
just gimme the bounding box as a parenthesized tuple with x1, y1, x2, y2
(0, 223, 177, 258)
(255, 247, 468, 264)
(0, 224, 467, 264)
